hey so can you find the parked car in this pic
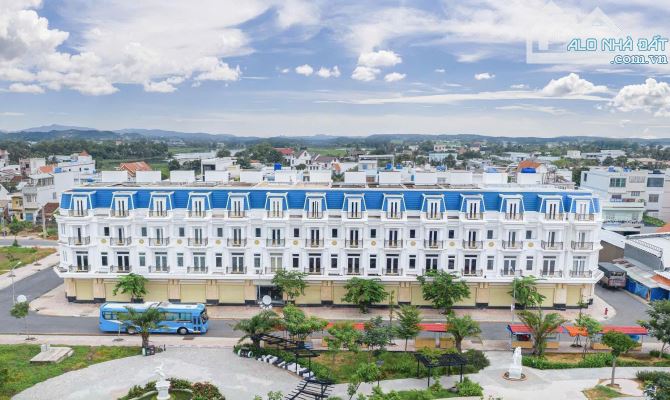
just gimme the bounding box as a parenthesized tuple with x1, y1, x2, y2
(598, 263, 627, 289)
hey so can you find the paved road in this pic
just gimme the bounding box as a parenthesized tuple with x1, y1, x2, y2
(595, 284, 650, 325)
(0, 238, 57, 247)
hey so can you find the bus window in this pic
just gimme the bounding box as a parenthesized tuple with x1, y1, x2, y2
(200, 310, 209, 322)
(178, 312, 191, 321)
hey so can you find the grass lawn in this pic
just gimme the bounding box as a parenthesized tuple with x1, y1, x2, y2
(306, 147, 348, 157)
(0, 344, 140, 400)
(545, 352, 667, 365)
(0, 247, 55, 273)
(582, 385, 624, 400)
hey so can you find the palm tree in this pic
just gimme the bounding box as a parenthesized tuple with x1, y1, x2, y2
(446, 315, 482, 353)
(234, 310, 279, 348)
(120, 306, 163, 348)
(516, 309, 566, 356)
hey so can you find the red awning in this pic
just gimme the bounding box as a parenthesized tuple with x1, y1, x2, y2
(601, 326, 648, 335)
(507, 324, 564, 334)
(564, 326, 588, 337)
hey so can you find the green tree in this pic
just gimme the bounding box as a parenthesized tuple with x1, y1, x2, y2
(342, 277, 388, 313)
(640, 300, 670, 357)
(516, 309, 566, 356)
(395, 305, 422, 351)
(112, 273, 148, 302)
(417, 271, 470, 315)
(9, 217, 23, 245)
(347, 362, 382, 400)
(120, 306, 163, 348)
(363, 316, 392, 354)
(574, 314, 602, 358)
(446, 315, 482, 353)
(233, 310, 279, 348)
(216, 148, 231, 157)
(509, 276, 546, 309)
(602, 331, 638, 386)
(325, 322, 363, 361)
(10, 301, 30, 339)
(280, 304, 327, 342)
(271, 269, 307, 303)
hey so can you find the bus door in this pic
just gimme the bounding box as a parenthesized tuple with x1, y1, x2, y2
(193, 315, 201, 333)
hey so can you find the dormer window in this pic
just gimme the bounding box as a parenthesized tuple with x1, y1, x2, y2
(269, 198, 283, 218)
(426, 200, 441, 219)
(387, 199, 402, 219)
(229, 197, 244, 218)
(545, 200, 561, 220)
(112, 197, 129, 217)
(191, 198, 205, 217)
(308, 199, 322, 218)
(465, 200, 481, 219)
(348, 199, 362, 219)
(151, 198, 167, 217)
(506, 200, 522, 220)
(71, 197, 87, 217)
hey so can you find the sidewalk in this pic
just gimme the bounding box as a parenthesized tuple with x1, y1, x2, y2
(33, 283, 616, 323)
(0, 252, 60, 291)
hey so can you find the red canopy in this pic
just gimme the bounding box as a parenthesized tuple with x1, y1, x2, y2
(601, 326, 648, 335)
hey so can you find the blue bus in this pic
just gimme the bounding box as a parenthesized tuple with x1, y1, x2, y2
(99, 302, 209, 335)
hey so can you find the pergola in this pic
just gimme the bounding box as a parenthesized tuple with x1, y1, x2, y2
(251, 333, 319, 373)
(413, 352, 467, 388)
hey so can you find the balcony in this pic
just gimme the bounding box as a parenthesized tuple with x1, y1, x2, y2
(424, 212, 443, 220)
(346, 268, 362, 276)
(266, 211, 284, 219)
(187, 266, 208, 274)
(266, 239, 286, 247)
(540, 270, 563, 278)
(187, 210, 208, 218)
(227, 239, 247, 247)
(384, 240, 403, 249)
(571, 241, 594, 251)
(541, 241, 563, 250)
(148, 238, 170, 246)
(462, 269, 483, 277)
(110, 265, 131, 273)
(66, 209, 89, 217)
(543, 213, 565, 221)
(226, 266, 247, 275)
(463, 212, 483, 220)
(187, 238, 208, 247)
(462, 240, 483, 250)
(424, 240, 443, 249)
(385, 268, 402, 276)
(569, 270, 593, 278)
(68, 237, 91, 246)
(345, 240, 362, 249)
(307, 268, 323, 275)
(148, 210, 169, 217)
(228, 210, 246, 219)
(109, 209, 130, 218)
(500, 269, 520, 277)
(148, 265, 170, 273)
(109, 237, 132, 246)
(501, 240, 523, 250)
(305, 239, 325, 248)
(305, 211, 324, 219)
(346, 212, 363, 219)
(385, 212, 403, 220)
(574, 213, 595, 222)
(504, 213, 523, 221)
(68, 265, 90, 273)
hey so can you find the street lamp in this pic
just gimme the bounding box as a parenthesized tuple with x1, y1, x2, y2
(10, 261, 22, 305)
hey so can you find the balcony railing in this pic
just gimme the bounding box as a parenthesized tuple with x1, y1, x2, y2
(68, 237, 90, 246)
(109, 209, 130, 217)
(346, 212, 363, 219)
(346, 268, 362, 275)
(569, 270, 593, 278)
(305, 239, 325, 248)
(384, 240, 403, 248)
(148, 210, 169, 217)
(462, 269, 483, 277)
(266, 211, 284, 218)
(110, 265, 131, 273)
(187, 238, 208, 247)
(226, 266, 247, 275)
(305, 211, 324, 219)
(69, 265, 90, 272)
(543, 213, 565, 221)
(540, 270, 563, 278)
(500, 269, 521, 277)
(425, 212, 443, 220)
(462, 240, 483, 249)
(424, 240, 443, 249)
(463, 212, 483, 220)
(266, 239, 285, 247)
(571, 241, 594, 250)
(148, 265, 170, 273)
(504, 213, 523, 221)
(574, 213, 595, 221)
(67, 209, 88, 217)
(345, 240, 362, 248)
(187, 210, 207, 218)
(307, 268, 322, 275)
(228, 210, 246, 218)
(541, 240, 563, 250)
(502, 240, 523, 250)
(227, 239, 247, 247)
(385, 212, 403, 220)
(385, 268, 402, 276)
(148, 238, 170, 246)
(187, 266, 208, 274)
(109, 237, 132, 246)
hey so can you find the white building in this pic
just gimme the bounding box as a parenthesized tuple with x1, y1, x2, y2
(55, 173, 603, 308)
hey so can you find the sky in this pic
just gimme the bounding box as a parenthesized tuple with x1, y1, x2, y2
(1, 0, 670, 138)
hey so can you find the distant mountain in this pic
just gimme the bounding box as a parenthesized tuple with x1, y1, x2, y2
(114, 128, 234, 141)
(19, 124, 96, 132)
(1, 129, 124, 141)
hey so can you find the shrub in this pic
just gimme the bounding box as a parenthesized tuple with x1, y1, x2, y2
(579, 353, 612, 368)
(650, 350, 670, 359)
(192, 382, 223, 399)
(637, 370, 670, 382)
(456, 377, 483, 396)
(463, 349, 490, 372)
(168, 377, 193, 390)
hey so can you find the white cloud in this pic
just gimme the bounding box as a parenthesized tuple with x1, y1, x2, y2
(610, 78, 670, 117)
(434, 68, 445, 73)
(384, 72, 405, 82)
(357, 50, 402, 68)
(474, 72, 495, 80)
(280, 68, 290, 74)
(541, 73, 609, 97)
(194, 60, 241, 81)
(351, 66, 379, 82)
(456, 51, 490, 63)
(510, 84, 528, 89)
(0, 111, 24, 117)
(295, 64, 314, 76)
(9, 83, 44, 94)
(496, 104, 569, 116)
(275, 0, 320, 29)
(143, 80, 177, 93)
(316, 66, 340, 78)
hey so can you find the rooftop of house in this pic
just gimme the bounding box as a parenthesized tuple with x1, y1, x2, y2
(118, 161, 152, 174)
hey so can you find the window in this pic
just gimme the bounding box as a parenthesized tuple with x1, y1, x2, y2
(254, 254, 261, 270)
(503, 256, 517, 274)
(526, 257, 533, 271)
(177, 253, 184, 267)
(141, 227, 147, 237)
(487, 230, 494, 240)
(573, 256, 587, 272)
(525, 230, 533, 240)
(231, 254, 244, 272)
(155, 252, 167, 269)
(330, 255, 338, 269)
(609, 177, 626, 188)
(255, 228, 261, 238)
(648, 177, 664, 187)
(369, 255, 377, 269)
(650, 194, 660, 203)
(103, 227, 110, 237)
(101, 252, 108, 267)
(629, 175, 646, 183)
(425, 255, 438, 272)
(447, 255, 455, 270)
(409, 229, 416, 239)
(448, 230, 455, 239)
(139, 252, 146, 267)
(270, 254, 283, 272)
(542, 256, 557, 275)
(630, 191, 640, 197)
(370, 229, 377, 239)
(347, 255, 361, 274)
(217, 227, 224, 237)
(178, 227, 185, 237)
(308, 254, 321, 273)
(408, 255, 416, 270)
(293, 228, 300, 238)
(332, 228, 338, 238)
(215, 253, 223, 268)
(292, 254, 300, 269)
(487, 256, 494, 271)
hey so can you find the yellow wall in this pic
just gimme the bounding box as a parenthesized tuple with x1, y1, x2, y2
(537, 287, 555, 308)
(218, 283, 245, 304)
(75, 280, 94, 301)
(566, 285, 584, 306)
(181, 284, 206, 303)
(333, 285, 352, 305)
(454, 285, 477, 306)
(104, 283, 131, 302)
(410, 285, 432, 306)
(489, 286, 514, 307)
(296, 285, 322, 304)
(145, 283, 169, 301)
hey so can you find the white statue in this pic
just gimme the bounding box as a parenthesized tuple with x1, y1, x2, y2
(155, 362, 166, 381)
(154, 363, 170, 400)
(507, 347, 523, 380)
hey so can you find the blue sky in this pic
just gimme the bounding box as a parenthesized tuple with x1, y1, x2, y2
(1, 0, 670, 138)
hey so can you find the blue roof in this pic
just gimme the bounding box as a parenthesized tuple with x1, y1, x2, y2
(62, 187, 599, 213)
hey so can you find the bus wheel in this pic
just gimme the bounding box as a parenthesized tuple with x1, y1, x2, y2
(127, 327, 136, 335)
(177, 327, 188, 335)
